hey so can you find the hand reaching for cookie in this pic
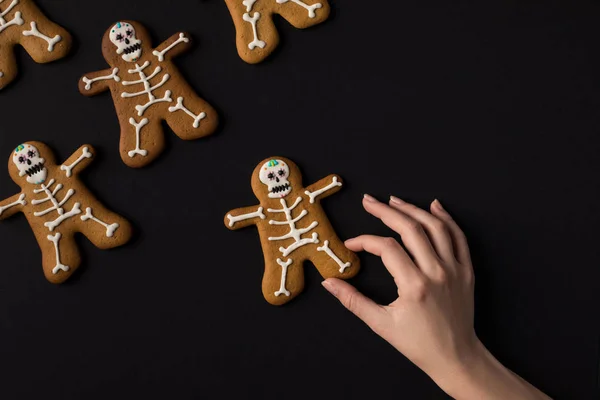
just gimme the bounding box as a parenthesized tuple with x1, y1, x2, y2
(322, 195, 551, 400)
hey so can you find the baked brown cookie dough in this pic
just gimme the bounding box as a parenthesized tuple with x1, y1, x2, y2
(225, 157, 359, 305)
(0, 142, 132, 283)
(79, 21, 218, 168)
(223, 0, 330, 64)
(0, 0, 72, 90)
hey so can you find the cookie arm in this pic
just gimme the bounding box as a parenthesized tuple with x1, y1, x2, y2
(60, 145, 94, 178)
(304, 175, 343, 204)
(0, 193, 27, 220)
(152, 32, 191, 62)
(225, 205, 266, 230)
(78, 68, 121, 96)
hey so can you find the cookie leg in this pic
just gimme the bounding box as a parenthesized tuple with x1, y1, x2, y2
(309, 238, 360, 280)
(78, 205, 132, 250)
(262, 256, 305, 306)
(19, 11, 72, 63)
(0, 44, 18, 90)
(165, 91, 218, 141)
(37, 231, 80, 284)
(118, 115, 164, 168)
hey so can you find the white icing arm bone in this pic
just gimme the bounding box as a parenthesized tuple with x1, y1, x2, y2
(22, 22, 62, 52)
(227, 207, 266, 227)
(153, 33, 190, 62)
(61, 146, 93, 177)
(0, 193, 26, 216)
(82, 68, 120, 90)
(305, 176, 342, 204)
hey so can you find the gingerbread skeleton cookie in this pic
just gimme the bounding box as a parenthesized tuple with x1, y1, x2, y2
(0, 0, 71, 90)
(224, 0, 330, 64)
(0, 142, 132, 283)
(79, 21, 218, 168)
(225, 157, 359, 305)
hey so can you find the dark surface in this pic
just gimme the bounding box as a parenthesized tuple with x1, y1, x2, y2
(0, 0, 599, 399)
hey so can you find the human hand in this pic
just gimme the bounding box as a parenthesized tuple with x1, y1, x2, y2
(322, 195, 551, 399)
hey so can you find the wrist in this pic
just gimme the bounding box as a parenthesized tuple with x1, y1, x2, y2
(428, 339, 496, 398)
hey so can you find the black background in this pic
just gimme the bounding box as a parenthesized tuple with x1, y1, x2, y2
(0, 0, 599, 399)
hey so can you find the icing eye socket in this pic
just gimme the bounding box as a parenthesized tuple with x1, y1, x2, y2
(27, 150, 36, 158)
(126, 30, 133, 37)
(116, 33, 124, 42)
(278, 169, 286, 177)
(18, 156, 26, 164)
(267, 172, 275, 180)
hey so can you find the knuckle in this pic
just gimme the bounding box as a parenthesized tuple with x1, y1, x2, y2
(381, 237, 398, 249)
(410, 278, 429, 301)
(405, 220, 422, 233)
(464, 268, 475, 286)
(431, 219, 448, 235)
(434, 267, 448, 283)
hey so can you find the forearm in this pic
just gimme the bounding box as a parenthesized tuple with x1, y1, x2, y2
(433, 341, 551, 400)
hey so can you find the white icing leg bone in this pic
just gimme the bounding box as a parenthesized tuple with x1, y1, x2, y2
(276, 0, 322, 18)
(47, 232, 69, 274)
(168, 97, 206, 128)
(243, 0, 257, 12)
(317, 240, 351, 273)
(128, 117, 149, 157)
(80, 207, 119, 237)
(0, 10, 23, 33)
(22, 21, 61, 52)
(243, 12, 266, 50)
(227, 207, 265, 227)
(0, 193, 26, 216)
(305, 176, 342, 204)
(153, 33, 190, 62)
(60, 146, 92, 178)
(275, 258, 292, 297)
(44, 202, 81, 231)
(82, 68, 120, 90)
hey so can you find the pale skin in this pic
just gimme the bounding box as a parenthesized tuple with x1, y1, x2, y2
(322, 194, 552, 399)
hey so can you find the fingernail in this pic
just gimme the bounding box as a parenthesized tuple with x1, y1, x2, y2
(390, 195, 406, 205)
(321, 279, 338, 296)
(344, 237, 356, 245)
(363, 193, 377, 202)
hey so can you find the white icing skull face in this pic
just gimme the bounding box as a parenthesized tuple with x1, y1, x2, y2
(13, 144, 47, 185)
(259, 159, 291, 198)
(110, 22, 142, 62)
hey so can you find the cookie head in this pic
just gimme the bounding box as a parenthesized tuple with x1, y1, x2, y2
(12, 144, 47, 185)
(258, 159, 292, 199)
(109, 21, 142, 62)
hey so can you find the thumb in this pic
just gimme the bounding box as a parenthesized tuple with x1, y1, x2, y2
(322, 278, 388, 333)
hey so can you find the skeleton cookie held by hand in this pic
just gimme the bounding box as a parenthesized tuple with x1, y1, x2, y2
(0, 142, 132, 283)
(224, 157, 359, 305)
(224, 0, 330, 64)
(0, 0, 72, 90)
(79, 21, 218, 168)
